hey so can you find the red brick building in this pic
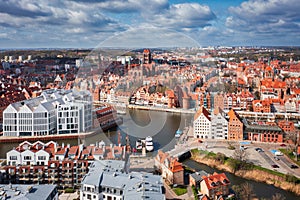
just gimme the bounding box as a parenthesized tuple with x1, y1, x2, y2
(252, 99, 271, 113)
(228, 109, 244, 140)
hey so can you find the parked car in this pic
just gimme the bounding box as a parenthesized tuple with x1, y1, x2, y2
(272, 164, 279, 168)
(279, 143, 286, 147)
(290, 165, 299, 169)
(274, 157, 280, 161)
(275, 151, 283, 156)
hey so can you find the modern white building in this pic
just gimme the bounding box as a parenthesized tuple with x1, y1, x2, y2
(80, 160, 165, 200)
(3, 89, 92, 137)
(211, 108, 228, 140)
(193, 106, 211, 139)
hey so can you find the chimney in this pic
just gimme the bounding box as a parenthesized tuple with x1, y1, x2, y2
(62, 142, 65, 148)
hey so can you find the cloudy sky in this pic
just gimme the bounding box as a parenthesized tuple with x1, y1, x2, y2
(0, 0, 299, 48)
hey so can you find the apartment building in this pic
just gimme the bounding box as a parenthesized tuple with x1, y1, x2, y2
(80, 160, 165, 200)
(3, 88, 92, 136)
(0, 184, 58, 200)
(3, 140, 128, 188)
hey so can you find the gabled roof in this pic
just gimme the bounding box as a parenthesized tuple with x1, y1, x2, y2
(194, 106, 210, 121)
(202, 172, 230, 190)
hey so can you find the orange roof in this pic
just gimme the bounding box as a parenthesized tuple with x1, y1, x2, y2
(170, 160, 184, 173)
(265, 66, 272, 71)
(202, 172, 230, 190)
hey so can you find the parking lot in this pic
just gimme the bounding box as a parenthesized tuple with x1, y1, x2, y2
(201, 140, 300, 178)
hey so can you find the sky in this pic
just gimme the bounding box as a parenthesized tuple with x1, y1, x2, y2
(0, 0, 299, 48)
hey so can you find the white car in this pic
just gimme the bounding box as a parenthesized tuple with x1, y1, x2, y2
(275, 151, 283, 156)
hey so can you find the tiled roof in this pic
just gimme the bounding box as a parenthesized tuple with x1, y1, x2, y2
(202, 172, 230, 190)
(194, 106, 210, 121)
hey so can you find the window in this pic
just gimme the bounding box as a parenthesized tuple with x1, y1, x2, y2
(10, 156, 17, 160)
(24, 156, 31, 160)
(38, 156, 46, 160)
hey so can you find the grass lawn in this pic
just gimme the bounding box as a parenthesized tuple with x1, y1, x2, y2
(172, 187, 187, 196)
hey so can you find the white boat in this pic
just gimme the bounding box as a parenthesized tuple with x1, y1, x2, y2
(175, 129, 182, 138)
(145, 136, 154, 152)
(136, 139, 143, 151)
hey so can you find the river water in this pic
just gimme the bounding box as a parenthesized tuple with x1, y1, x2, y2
(1, 109, 299, 198)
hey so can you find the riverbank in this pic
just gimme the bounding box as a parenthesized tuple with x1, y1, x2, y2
(127, 104, 196, 114)
(0, 127, 101, 143)
(190, 149, 300, 196)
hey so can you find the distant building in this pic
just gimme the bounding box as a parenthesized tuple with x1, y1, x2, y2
(193, 106, 211, 139)
(277, 120, 296, 134)
(0, 184, 58, 200)
(143, 49, 151, 64)
(252, 99, 271, 113)
(80, 160, 165, 200)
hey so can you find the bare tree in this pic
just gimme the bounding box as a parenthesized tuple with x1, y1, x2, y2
(272, 193, 286, 200)
(233, 149, 248, 162)
(240, 182, 255, 200)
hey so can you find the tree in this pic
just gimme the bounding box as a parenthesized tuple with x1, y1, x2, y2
(215, 152, 226, 164)
(233, 149, 248, 162)
(232, 182, 256, 200)
(240, 182, 256, 200)
(272, 193, 286, 200)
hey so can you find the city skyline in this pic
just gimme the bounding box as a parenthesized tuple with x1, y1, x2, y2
(0, 0, 299, 48)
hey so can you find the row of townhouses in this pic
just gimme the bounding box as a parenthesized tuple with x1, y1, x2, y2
(2, 140, 129, 189)
(3, 88, 92, 137)
(194, 106, 286, 143)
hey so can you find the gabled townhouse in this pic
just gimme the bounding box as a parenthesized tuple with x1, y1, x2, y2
(211, 108, 228, 140)
(194, 106, 212, 139)
(227, 109, 244, 140)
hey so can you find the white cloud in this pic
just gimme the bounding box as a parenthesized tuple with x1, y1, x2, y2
(143, 3, 216, 30)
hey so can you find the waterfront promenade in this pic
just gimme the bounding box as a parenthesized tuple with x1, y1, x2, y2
(127, 104, 196, 114)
